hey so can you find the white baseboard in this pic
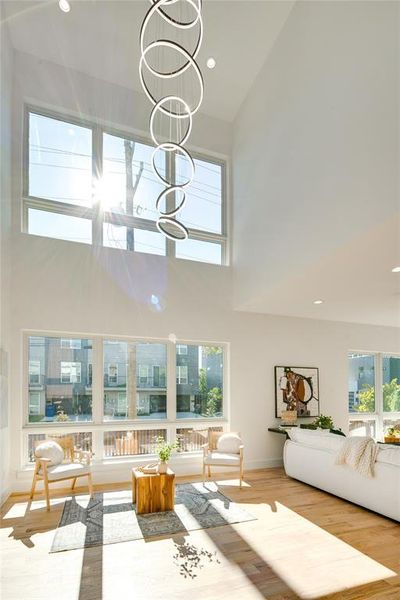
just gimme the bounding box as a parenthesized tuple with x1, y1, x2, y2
(0, 486, 11, 507)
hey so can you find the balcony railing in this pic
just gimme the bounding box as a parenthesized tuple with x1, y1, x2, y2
(103, 375, 166, 389)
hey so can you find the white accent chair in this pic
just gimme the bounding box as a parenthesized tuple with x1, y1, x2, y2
(30, 437, 93, 511)
(202, 431, 244, 487)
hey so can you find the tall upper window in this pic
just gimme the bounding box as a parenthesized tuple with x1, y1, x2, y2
(25, 109, 227, 265)
(28, 113, 92, 206)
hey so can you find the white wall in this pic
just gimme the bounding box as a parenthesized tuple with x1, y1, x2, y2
(0, 15, 13, 503)
(4, 46, 400, 493)
(233, 0, 399, 327)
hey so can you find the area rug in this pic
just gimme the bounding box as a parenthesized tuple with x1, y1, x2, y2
(50, 482, 255, 552)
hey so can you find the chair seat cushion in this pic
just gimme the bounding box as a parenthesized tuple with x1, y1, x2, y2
(204, 452, 241, 466)
(35, 440, 64, 466)
(46, 462, 90, 480)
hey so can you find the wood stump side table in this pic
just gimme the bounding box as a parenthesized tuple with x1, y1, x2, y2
(132, 467, 175, 514)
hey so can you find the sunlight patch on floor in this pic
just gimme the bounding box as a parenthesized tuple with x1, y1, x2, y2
(2, 501, 29, 519)
(214, 478, 251, 488)
(232, 501, 396, 599)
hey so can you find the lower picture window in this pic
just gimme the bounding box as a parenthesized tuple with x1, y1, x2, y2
(28, 432, 93, 463)
(348, 419, 377, 438)
(103, 429, 166, 457)
(24, 333, 226, 465)
(176, 344, 224, 419)
(103, 340, 167, 421)
(176, 427, 223, 452)
(27, 336, 93, 423)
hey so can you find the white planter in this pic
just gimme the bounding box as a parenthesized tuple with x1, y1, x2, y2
(158, 460, 168, 473)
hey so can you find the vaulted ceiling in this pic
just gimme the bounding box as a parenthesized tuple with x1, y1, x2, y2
(2, 0, 294, 122)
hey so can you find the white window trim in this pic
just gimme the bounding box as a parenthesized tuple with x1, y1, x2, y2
(60, 361, 82, 384)
(22, 332, 229, 468)
(176, 344, 188, 355)
(348, 351, 400, 440)
(176, 365, 188, 385)
(29, 392, 41, 415)
(107, 363, 118, 383)
(61, 338, 82, 349)
(28, 360, 41, 384)
(23, 105, 228, 265)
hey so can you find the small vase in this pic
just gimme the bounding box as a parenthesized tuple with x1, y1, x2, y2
(158, 460, 168, 473)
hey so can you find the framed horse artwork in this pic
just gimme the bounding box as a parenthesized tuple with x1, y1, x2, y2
(275, 366, 320, 418)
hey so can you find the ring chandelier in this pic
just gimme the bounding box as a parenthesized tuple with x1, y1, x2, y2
(139, 0, 204, 241)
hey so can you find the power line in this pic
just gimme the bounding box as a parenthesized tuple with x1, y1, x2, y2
(30, 143, 222, 192)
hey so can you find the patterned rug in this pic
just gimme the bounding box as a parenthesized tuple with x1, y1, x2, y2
(50, 482, 255, 552)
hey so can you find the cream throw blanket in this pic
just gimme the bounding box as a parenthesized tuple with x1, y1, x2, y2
(335, 436, 379, 478)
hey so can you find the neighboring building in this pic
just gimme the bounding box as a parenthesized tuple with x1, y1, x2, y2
(28, 338, 224, 422)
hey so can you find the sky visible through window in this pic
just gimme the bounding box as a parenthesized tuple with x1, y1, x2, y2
(27, 112, 224, 264)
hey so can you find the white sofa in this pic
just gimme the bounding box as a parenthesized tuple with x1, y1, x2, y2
(283, 429, 400, 522)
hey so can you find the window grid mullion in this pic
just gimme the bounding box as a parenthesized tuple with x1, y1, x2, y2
(166, 150, 175, 257)
(375, 353, 384, 440)
(92, 125, 103, 247)
(167, 341, 177, 422)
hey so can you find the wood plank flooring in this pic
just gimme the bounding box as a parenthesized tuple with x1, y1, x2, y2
(1, 468, 399, 600)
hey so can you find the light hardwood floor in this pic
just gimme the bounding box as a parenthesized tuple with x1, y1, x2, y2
(1, 468, 399, 600)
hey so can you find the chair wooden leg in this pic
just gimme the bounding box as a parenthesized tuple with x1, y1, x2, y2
(43, 474, 50, 511)
(202, 462, 206, 484)
(240, 459, 244, 488)
(87, 473, 94, 498)
(30, 472, 37, 500)
(71, 477, 77, 490)
(207, 465, 211, 478)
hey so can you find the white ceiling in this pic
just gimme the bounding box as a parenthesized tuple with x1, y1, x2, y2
(2, 0, 295, 122)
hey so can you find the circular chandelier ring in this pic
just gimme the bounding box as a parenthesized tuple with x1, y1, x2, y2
(143, 0, 202, 33)
(155, 186, 186, 217)
(139, 47, 204, 117)
(152, 142, 195, 187)
(157, 216, 189, 241)
(140, 38, 203, 81)
(150, 95, 192, 147)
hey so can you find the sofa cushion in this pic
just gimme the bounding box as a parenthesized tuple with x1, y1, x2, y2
(34, 440, 64, 466)
(376, 446, 400, 467)
(288, 428, 344, 452)
(216, 433, 242, 454)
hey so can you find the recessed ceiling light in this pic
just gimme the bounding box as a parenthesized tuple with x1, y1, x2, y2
(392, 266, 400, 273)
(313, 299, 324, 305)
(206, 57, 216, 69)
(59, 0, 71, 13)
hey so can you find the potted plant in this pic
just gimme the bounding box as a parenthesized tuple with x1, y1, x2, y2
(155, 436, 179, 473)
(385, 424, 400, 444)
(300, 415, 345, 436)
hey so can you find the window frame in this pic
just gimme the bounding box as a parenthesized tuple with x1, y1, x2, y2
(176, 365, 188, 385)
(107, 363, 118, 384)
(28, 360, 41, 385)
(61, 338, 82, 349)
(348, 350, 400, 440)
(22, 332, 228, 467)
(60, 361, 82, 384)
(23, 105, 228, 265)
(28, 391, 41, 416)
